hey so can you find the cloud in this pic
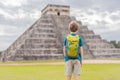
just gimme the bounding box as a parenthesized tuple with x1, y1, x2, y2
(0, 0, 120, 50)
(0, 6, 41, 28)
(29, 9, 41, 19)
(0, 8, 41, 51)
(0, 24, 25, 36)
(0, 7, 40, 20)
(71, 7, 120, 42)
(0, 35, 17, 51)
(0, 8, 27, 19)
(71, 8, 120, 33)
(0, 0, 28, 7)
(0, 24, 29, 50)
(0, 27, 4, 36)
(91, 0, 120, 11)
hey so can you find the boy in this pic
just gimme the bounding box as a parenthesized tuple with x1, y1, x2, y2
(63, 21, 84, 80)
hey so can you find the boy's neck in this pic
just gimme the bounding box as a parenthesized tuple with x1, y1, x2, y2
(70, 32, 76, 34)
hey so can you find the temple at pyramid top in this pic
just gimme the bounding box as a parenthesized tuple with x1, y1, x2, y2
(41, 4, 70, 16)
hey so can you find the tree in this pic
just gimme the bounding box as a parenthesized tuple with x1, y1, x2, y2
(109, 40, 120, 48)
(109, 40, 117, 48)
(117, 41, 120, 48)
(0, 51, 2, 54)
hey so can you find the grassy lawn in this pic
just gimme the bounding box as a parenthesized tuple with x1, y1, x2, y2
(0, 63, 120, 80)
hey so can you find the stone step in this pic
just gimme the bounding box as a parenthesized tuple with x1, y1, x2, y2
(94, 54, 120, 58)
(89, 45, 115, 49)
(35, 26, 54, 29)
(77, 21, 82, 25)
(79, 26, 89, 30)
(102, 39, 108, 43)
(31, 33, 56, 35)
(34, 29, 55, 33)
(84, 39, 109, 43)
(84, 39, 103, 42)
(80, 29, 92, 32)
(52, 15, 71, 20)
(39, 23, 53, 26)
(28, 37, 57, 40)
(37, 24, 53, 28)
(30, 33, 57, 38)
(83, 35, 101, 39)
(93, 52, 120, 55)
(34, 28, 55, 31)
(86, 43, 112, 47)
(86, 41, 110, 44)
(40, 18, 52, 20)
(91, 49, 120, 53)
(39, 19, 52, 23)
(40, 15, 52, 19)
(82, 33, 98, 36)
(37, 21, 52, 25)
(37, 25, 54, 28)
(86, 44, 114, 49)
(79, 28, 88, 30)
(84, 39, 114, 48)
(93, 52, 120, 57)
(85, 40, 109, 44)
(79, 30, 94, 34)
(16, 49, 60, 54)
(34, 32, 56, 34)
(80, 25, 88, 28)
(24, 42, 61, 45)
(15, 53, 63, 57)
(20, 44, 61, 49)
(17, 49, 58, 51)
(25, 39, 57, 44)
(81, 33, 95, 36)
(20, 47, 61, 50)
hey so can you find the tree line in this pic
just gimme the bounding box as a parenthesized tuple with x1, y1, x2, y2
(109, 40, 120, 48)
(0, 51, 3, 54)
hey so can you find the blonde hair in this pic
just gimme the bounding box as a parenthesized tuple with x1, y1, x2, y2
(69, 21, 79, 32)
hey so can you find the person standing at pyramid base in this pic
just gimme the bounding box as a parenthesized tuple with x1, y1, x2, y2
(63, 21, 84, 80)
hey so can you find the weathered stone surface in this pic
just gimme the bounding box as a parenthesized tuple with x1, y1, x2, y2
(1, 4, 120, 61)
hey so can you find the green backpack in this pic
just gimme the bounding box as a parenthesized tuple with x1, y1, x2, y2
(66, 34, 79, 58)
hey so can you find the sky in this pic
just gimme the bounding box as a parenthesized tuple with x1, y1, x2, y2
(0, 0, 120, 51)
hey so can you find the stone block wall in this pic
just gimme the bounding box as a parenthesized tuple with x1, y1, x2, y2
(1, 14, 120, 61)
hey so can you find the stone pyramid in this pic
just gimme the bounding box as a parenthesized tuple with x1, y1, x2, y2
(1, 4, 120, 61)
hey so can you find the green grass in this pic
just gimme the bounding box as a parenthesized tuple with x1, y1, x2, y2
(0, 64, 120, 80)
(81, 64, 120, 80)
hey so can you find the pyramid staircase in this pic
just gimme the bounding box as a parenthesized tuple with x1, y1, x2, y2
(1, 14, 120, 61)
(51, 15, 120, 59)
(1, 15, 63, 61)
(78, 23, 120, 58)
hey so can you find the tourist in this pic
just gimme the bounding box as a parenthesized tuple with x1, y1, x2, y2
(63, 21, 84, 80)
